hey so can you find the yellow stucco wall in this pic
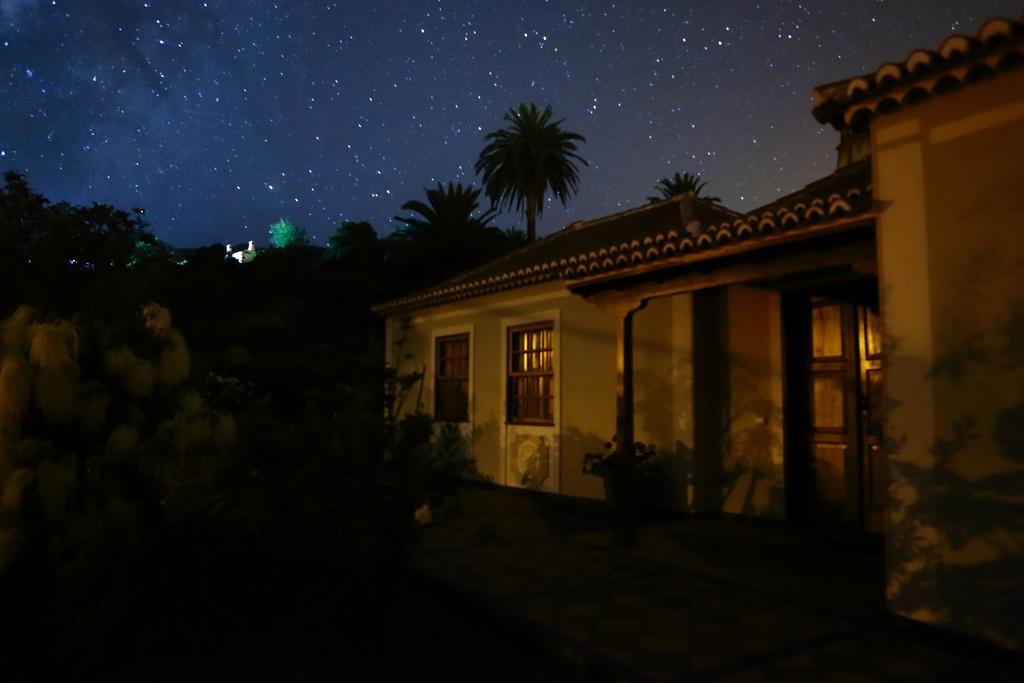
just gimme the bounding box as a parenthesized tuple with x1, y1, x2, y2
(633, 296, 696, 510)
(386, 279, 785, 518)
(385, 281, 571, 490)
(554, 287, 614, 500)
(722, 286, 786, 519)
(873, 68, 1024, 649)
(385, 282, 695, 504)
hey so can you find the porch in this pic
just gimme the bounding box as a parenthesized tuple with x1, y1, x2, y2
(576, 224, 886, 534)
(413, 482, 1018, 681)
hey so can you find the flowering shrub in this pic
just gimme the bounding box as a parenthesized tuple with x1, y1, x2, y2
(0, 303, 240, 669)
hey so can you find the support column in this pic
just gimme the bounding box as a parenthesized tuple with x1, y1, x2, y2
(615, 303, 643, 456)
(692, 287, 728, 514)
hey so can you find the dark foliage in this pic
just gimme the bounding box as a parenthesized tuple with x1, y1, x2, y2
(0, 172, 512, 679)
(0, 171, 169, 319)
(267, 218, 308, 248)
(389, 182, 523, 290)
(646, 171, 721, 204)
(475, 103, 587, 242)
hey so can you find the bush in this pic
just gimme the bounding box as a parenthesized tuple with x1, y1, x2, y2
(0, 304, 450, 678)
(0, 305, 243, 668)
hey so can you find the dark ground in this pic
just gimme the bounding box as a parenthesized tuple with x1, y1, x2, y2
(409, 483, 1024, 683)
(78, 568, 568, 683)
(9, 483, 1020, 682)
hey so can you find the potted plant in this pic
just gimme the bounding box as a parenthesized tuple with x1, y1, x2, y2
(582, 439, 664, 508)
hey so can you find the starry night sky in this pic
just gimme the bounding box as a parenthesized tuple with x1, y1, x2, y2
(2, 1, 1020, 247)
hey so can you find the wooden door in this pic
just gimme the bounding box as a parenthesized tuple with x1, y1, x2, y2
(858, 305, 885, 533)
(806, 298, 885, 531)
(808, 300, 857, 524)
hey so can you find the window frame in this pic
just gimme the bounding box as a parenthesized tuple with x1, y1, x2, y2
(505, 320, 555, 426)
(433, 332, 471, 423)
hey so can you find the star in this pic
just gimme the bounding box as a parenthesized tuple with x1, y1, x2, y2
(0, 0, 1017, 245)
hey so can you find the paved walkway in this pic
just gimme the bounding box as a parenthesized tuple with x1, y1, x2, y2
(411, 484, 1021, 682)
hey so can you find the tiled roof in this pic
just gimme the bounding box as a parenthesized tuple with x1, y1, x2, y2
(376, 15, 1018, 317)
(374, 160, 872, 314)
(813, 15, 1024, 129)
(374, 195, 739, 314)
(563, 158, 872, 284)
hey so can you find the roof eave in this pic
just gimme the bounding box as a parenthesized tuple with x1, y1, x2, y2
(567, 212, 876, 293)
(811, 15, 1024, 128)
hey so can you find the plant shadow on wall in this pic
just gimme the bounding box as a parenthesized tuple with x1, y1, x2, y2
(885, 252, 1024, 649)
(559, 344, 786, 539)
(384, 317, 426, 424)
(633, 364, 689, 510)
(469, 417, 499, 484)
(384, 323, 478, 518)
(632, 353, 784, 519)
(719, 354, 785, 519)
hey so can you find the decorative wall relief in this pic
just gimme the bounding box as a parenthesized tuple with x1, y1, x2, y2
(507, 430, 559, 492)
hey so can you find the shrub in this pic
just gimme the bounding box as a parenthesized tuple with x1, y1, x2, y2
(0, 304, 239, 673)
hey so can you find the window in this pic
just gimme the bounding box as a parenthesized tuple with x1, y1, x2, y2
(507, 322, 554, 424)
(434, 334, 470, 422)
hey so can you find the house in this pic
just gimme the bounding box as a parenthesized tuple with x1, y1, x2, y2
(376, 16, 1024, 650)
(226, 240, 257, 263)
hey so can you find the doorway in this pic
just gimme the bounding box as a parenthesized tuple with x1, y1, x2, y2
(784, 284, 885, 533)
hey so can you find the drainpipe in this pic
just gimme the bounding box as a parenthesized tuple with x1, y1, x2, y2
(608, 297, 648, 547)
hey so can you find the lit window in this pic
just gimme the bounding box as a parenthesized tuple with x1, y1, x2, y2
(434, 334, 469, 422)
(507, 322, 554, 424)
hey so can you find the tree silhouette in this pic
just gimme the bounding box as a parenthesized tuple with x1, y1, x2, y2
(322, 220, 385, 298)
(394, 182, 496, 238)
(647, 171, 721, 204)
(0, 171, 166, 314)
(268, 218, 307, 248)
(501, 226, 528, 246)
(325, 221, 378, 263)
(475, 102, 587, 242)
(390, 182, 515, 290)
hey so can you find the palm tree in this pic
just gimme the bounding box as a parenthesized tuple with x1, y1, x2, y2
(475, 103, 587, 243)
(647, 172, 721, 204)
(391, 182, 507, 288)
(394, 182, 497, 238)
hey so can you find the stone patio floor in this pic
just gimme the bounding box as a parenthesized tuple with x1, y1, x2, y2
(410, 483, 1022, 682)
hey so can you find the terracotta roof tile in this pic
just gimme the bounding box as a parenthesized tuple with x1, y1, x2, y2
(374, 160, 872, 314)
(561, 159, 872, 283)
(374, 195, 738, 314)
(813, 15, 1024, 129)
(374, 15, 1018, 316)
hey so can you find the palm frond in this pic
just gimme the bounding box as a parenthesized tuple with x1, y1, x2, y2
(647, 171, 720, 204)
(475, 103, 587, 240)
(394, 182, 496, 238)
